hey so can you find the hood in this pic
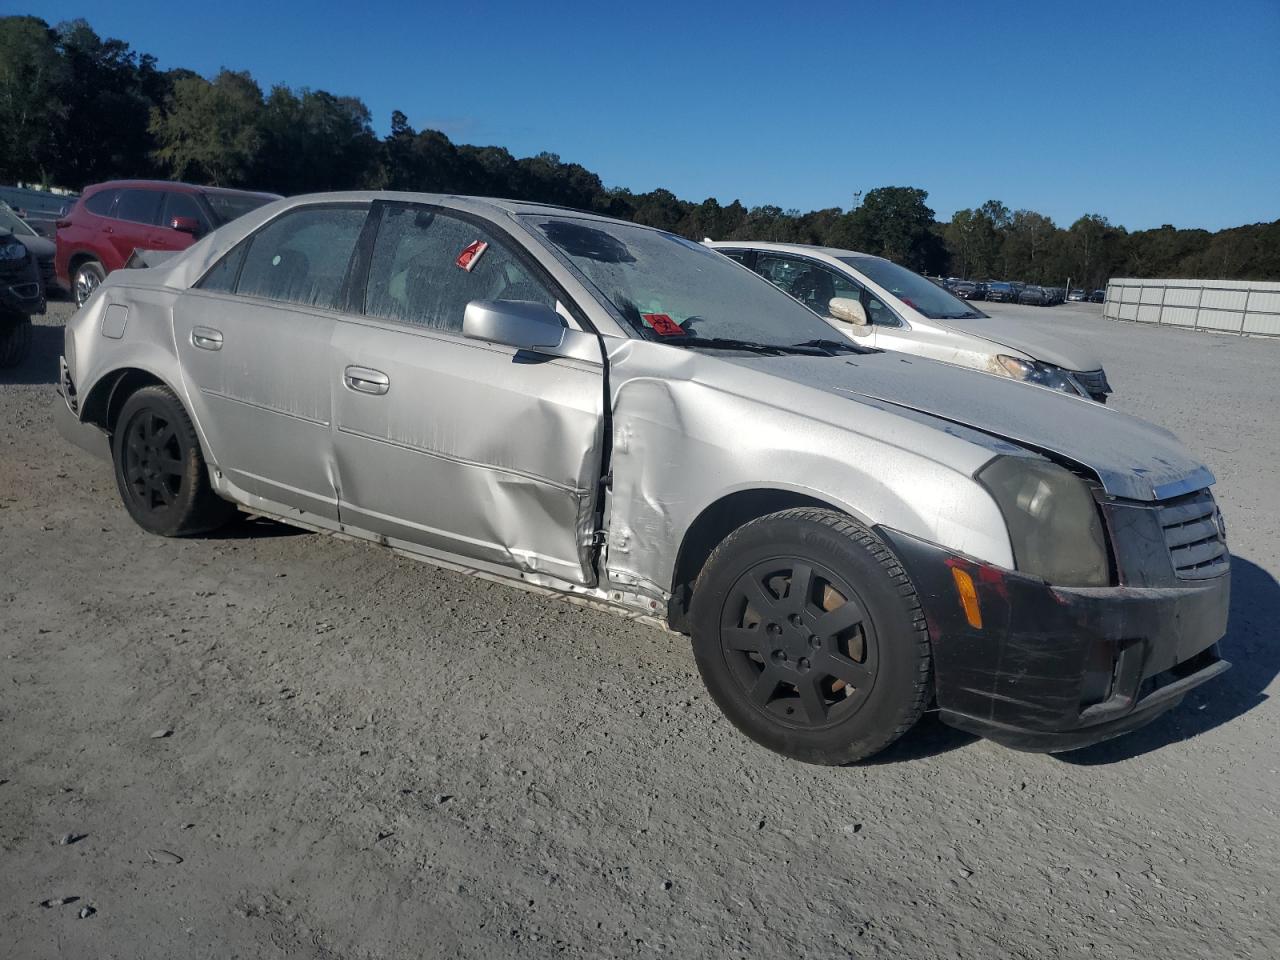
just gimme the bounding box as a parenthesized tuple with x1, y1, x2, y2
(939, 312, 1104, 371)
(728, 351, 1211, 502)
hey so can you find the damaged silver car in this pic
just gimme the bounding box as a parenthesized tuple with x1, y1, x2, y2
(55, 192, 1231, 764)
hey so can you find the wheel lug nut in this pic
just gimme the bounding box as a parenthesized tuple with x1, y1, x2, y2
(809, 635, 820, 648)
(788, 614, 802, 628)
(798, 657, 810, 670)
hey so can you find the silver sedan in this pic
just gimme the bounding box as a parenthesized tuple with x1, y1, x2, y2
(55, 192, 1230, 763)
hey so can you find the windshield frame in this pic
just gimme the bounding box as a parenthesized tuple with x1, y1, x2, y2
(838, 254, 989, 322)
(521, 214, 856, 352)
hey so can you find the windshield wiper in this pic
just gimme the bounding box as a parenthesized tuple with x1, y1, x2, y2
(789, 338, 867, 355)
(663, 336, 805, 356)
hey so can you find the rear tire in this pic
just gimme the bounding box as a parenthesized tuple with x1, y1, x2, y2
(74, 260, 105, 307)
(689, 508, 931, 765)
(0, 316, 32, 368)
(111, 384, 235, 536)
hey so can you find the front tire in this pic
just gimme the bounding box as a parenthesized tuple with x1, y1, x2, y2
(0, 316, 32, 368)
(111, 385, 235, 536)
(689, 508, 931, 764)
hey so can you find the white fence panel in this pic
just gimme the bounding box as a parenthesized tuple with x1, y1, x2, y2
(1104, 278, 1280, 337)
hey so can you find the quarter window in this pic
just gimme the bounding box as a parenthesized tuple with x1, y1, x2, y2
(84, 190, 116, 217)
(235, 206, 367, 310)
(196, 239, 249, 293)
(115, 189, 164, 226)
(364, 205, 555, 332)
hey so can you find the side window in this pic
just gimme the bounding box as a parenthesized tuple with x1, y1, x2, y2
(364, 205, 555, 332)
(196, 239, 250, 293)
(235, 206, 367, 310)
(162, 192, 208, 231)
(719, 249, 748, 264)
(115, 189, 164, 226)
(755, 255, 860, 316)
(84, 190, 117, 217)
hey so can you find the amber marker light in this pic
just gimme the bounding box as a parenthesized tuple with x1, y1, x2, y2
(951, 566, 983, 629)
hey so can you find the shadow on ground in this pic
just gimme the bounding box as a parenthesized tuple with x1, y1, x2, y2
(1057, 556, 1277, 765)
(0, 322, 62, 386)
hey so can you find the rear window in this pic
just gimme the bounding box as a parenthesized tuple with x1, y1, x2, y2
(203, 191, 275, 227)
(84, 190, 116, 217)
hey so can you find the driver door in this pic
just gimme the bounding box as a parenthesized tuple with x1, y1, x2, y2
(329, 202, 606, 585)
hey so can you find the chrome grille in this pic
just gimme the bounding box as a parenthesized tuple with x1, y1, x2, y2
(1157, 489, 1229, 580)
(1072, 368, 1112, 398)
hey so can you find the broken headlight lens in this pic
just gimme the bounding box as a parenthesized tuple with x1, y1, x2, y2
(995, 355, 1080, 395)
(978, 456, 1110, 587)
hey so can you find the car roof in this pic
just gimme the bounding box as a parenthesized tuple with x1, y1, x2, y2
(85, 179, 281, 200)
(706, 239, 880, 261)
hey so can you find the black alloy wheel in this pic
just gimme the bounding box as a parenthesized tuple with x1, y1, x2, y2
(110, 385, 235, 536)
(689, 508, 931, 765)
(718, 558, 879, 729)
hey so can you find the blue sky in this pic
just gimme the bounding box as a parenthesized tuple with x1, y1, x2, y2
(21, 0, 1280, 230)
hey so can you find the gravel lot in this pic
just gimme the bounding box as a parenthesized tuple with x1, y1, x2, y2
(2, 299, 1278, 959)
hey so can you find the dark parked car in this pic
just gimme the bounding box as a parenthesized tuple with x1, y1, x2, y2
(0, 185, 74, 239)
(985, 281, 1016, 302)
(1018, 285, 1050, 306)
(0, 227, 43, 367)
(1090, 289, 1106, 303)
(0, 201, 56, 295)
(951, 280, 979, 299)
(55, 180, 280, 305)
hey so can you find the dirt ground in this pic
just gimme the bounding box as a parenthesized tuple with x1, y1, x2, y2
(2, 299, 1278, 959)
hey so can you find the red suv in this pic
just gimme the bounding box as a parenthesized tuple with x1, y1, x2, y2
(56, 180, 280, 305)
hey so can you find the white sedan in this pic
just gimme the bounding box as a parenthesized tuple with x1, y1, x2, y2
(708, 241, 1111, 402)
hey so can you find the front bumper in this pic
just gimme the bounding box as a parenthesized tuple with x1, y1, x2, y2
(879, 528, 1231, 752)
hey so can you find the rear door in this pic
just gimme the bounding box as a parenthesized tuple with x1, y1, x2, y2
(329, 201, 605, 585)
(107, 189, 165, 268)
(174, 202, 370, 520)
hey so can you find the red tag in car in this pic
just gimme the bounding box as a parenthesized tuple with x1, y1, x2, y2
(642, 313, 684, 337)
(456, 240, 488, 272)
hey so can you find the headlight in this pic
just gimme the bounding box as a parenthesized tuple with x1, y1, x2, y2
(996, 354, 1080, 395)
(0, 239, 27, 262)
(978, 456, 1110, 586)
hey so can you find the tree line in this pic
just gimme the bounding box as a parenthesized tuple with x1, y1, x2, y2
(2, 15, 1277, 286)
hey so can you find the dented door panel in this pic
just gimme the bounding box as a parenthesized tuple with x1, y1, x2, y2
(330, 317, 604, 585)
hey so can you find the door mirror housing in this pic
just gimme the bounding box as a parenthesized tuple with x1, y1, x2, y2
(170, 216, 203, 236)
(828, 297, 868, 326)
(463, 299, 566, 352)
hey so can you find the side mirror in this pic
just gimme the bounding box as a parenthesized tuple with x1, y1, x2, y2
(828, 297, 868, 326)
(463, 299, 566, 352)
(170, 216, 202, 236)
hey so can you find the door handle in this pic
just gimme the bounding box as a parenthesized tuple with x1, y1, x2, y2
(191, 326, 223, 351)
(343, 366, 390, 395)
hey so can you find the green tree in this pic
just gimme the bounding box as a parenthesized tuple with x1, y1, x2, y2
(255, 86, 378, 193)
(834, 187, 943, 273)
(150, 70, 265, 186)
(0, 16, 65, 183)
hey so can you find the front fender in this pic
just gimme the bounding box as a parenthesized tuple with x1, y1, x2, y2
(602, 342, 1015, 603)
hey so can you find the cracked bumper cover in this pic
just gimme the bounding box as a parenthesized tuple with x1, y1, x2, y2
(879, 528, 1231, 753)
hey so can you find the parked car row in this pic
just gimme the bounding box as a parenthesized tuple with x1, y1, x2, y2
(54, 189, 1230, 765)
(938, 277, 1107, 306)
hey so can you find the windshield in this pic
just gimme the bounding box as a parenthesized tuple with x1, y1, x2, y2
(840, 256, 985, 320)
(202, 191, 275, 227)
(0, 204, 37, 237)
(525, 216, 846, 348)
